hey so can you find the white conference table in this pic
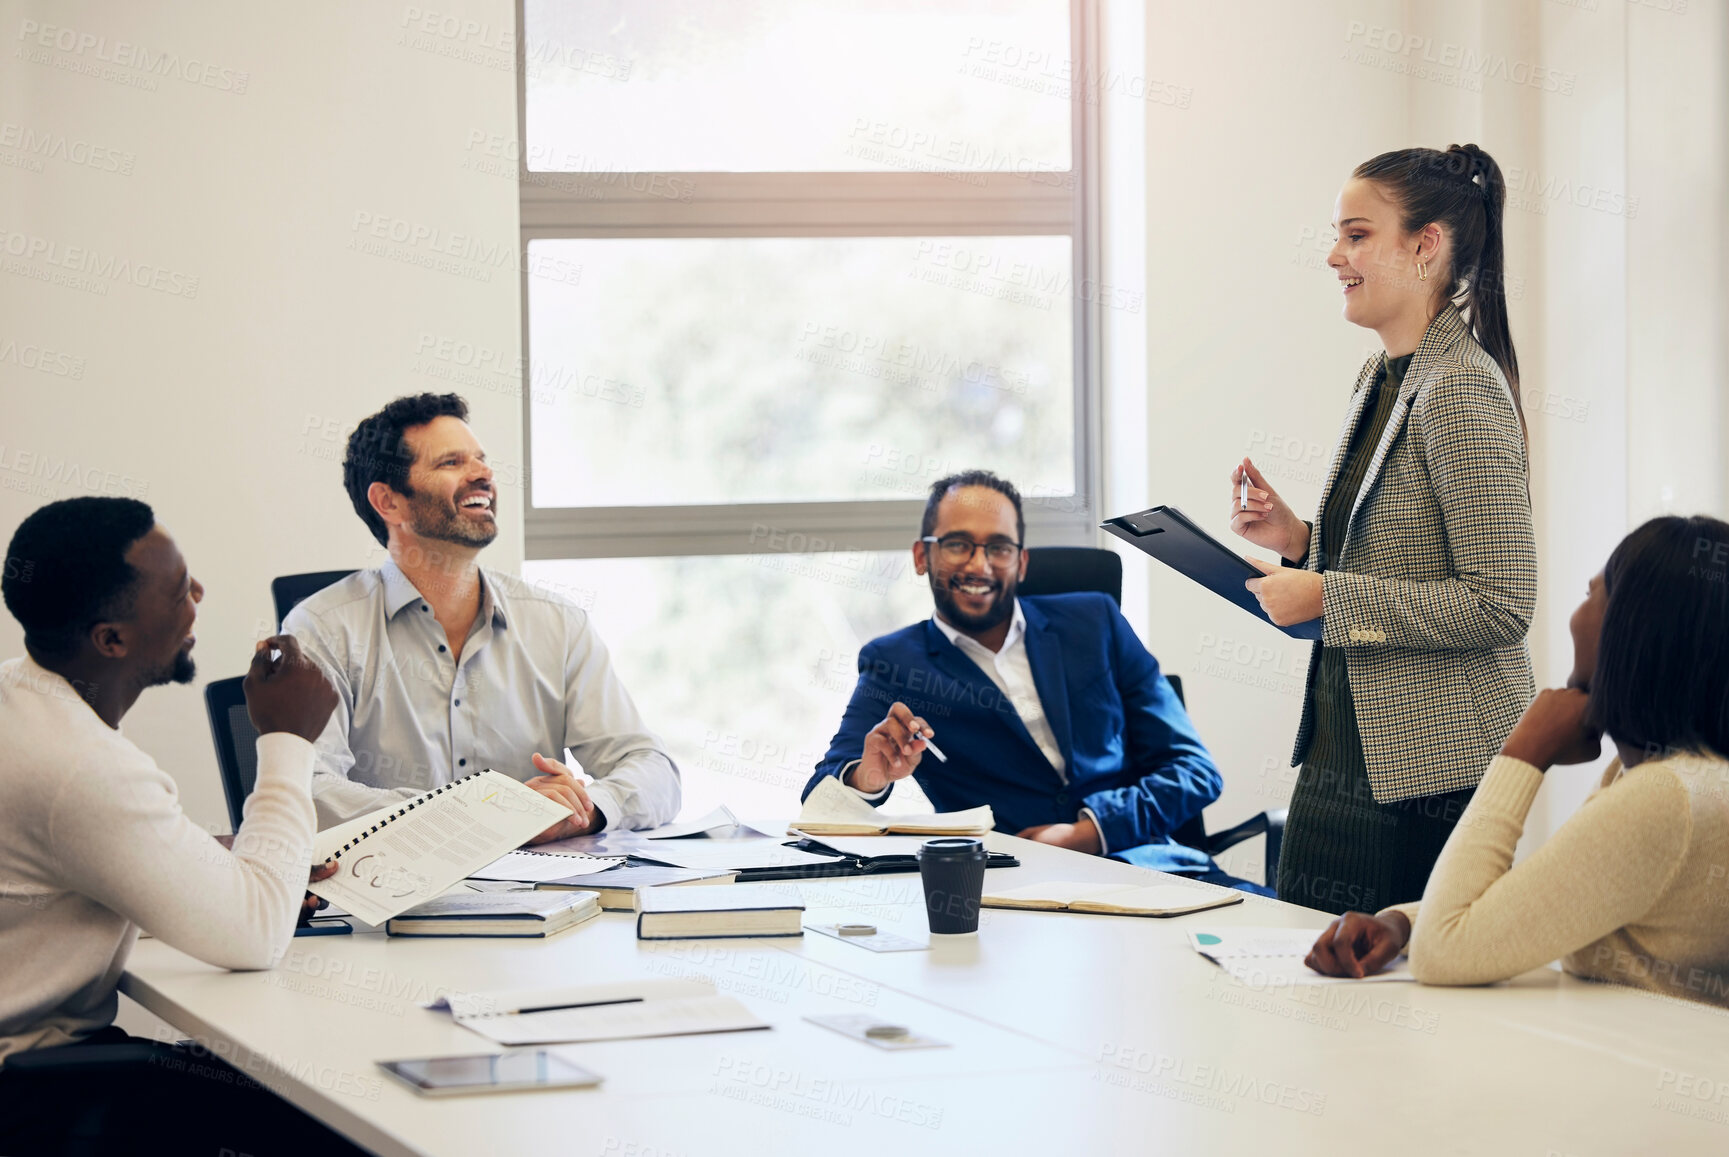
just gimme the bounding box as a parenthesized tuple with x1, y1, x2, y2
(122, 832, 1729, 1157)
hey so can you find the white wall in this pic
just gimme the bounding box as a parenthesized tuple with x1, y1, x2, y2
(1127, 0, 1728, 881)
(0, 0, 523, 831)
(4, 0, 1723, 870)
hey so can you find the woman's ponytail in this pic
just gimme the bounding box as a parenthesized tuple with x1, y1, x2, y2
(1450, 144, 1520, 397)
(1354, 144, 1525, 443)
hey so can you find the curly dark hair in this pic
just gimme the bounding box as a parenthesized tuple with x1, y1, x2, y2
(921, 470, 1024, 543)
(3, 497, 156, 660)
(343, 393, 469, 546)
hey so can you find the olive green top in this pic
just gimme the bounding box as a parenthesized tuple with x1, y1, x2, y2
(1320, 352, 1412, 571)
(1277, 352, 1469, 914)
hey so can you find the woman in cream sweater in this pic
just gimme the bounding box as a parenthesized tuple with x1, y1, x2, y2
(1305, 515, 1729, 1007)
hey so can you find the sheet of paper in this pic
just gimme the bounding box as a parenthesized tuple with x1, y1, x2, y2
(642, 805, 766, 840)
(425, 979, 714, 1019)
(308, 771, 572, 926)
(630, 839, 844, 872)
(807, 923, 929, 953)
(1188, 926, 1416, 985)
(1214, 955, 1415, 986)
(457, 995, 769, 1046)
(467, 850, 625, 882)
(532, 829, 661, 858)
(1187, 926, 1332, 957)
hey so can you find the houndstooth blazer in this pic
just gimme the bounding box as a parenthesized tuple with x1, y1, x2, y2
(1290, 303, 1536, 802)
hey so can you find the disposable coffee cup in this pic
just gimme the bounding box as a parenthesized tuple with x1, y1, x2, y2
(917, 837, 988, 935)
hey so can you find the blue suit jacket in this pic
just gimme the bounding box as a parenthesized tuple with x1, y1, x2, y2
(803, 593, 1220, 874)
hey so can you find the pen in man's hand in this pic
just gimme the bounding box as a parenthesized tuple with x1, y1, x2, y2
(1240, 472, 1249, 511)
(918, 733, 948, 763)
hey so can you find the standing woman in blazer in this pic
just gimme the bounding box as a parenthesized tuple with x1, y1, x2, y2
(1231, 144, 1537, 914)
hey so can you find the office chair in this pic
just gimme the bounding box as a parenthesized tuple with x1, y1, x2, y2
(1021, 547, 1285, 883)
(1164, 676, 1287, 884)
(271, 569, 357, 630)
(1186, 808, 1285, 885)
(205, 675, 350, 939)
(1018, 546, 1122, 604)
(203, 675, 258, 831)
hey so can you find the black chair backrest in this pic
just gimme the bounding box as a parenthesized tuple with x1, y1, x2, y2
(204, 676, 258, 831)
(271, 570, 357, 630)
(1017, 547, 1122, 605)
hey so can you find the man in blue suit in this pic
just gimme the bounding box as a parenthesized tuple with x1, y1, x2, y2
(804, 470, 1257, 889)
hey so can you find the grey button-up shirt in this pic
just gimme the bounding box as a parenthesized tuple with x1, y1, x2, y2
(284, 561, 679, 831)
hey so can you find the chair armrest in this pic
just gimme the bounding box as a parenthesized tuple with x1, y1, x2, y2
(4, 1042, 170, 1073)
(1205, 808, 1287, 891)
(1204, 810, 1273, 855)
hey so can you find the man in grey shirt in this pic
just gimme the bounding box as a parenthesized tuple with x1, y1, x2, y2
(285, 393, 679, 836)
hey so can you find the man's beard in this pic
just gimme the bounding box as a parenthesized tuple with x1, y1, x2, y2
(929, 568, 1017, 632)
(143, 648, 196, 689)
(404, 486, 498, 548)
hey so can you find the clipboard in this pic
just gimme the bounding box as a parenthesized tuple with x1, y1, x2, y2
(1101, 505, 1323, 640)
(724, 840, 1020, 882)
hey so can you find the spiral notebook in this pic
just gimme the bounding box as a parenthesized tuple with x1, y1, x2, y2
(307, 769, 573, 926)
(467, 849, 625, 883)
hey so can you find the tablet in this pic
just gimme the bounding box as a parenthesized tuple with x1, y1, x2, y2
(1101, 505, 1323, 640)
(379, 1049, 603, 1097)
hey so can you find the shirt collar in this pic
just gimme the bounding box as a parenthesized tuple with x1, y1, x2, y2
(931, 598, 1025, 654)
(379, 558, 508, 630)
(380, 559, 424, 618)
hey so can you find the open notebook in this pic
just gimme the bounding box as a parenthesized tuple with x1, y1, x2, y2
(790, 775, 993, 836)
(983, 880, 1243, 917)
(308, 770, 571, 926)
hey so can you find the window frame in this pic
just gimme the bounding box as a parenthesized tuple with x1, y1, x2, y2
(515, 0, 1103, 561)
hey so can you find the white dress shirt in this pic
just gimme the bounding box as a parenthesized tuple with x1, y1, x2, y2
(847, 601, 1109, 850)
(285, 561, 679, 831)
(929, 601, 1066, 780)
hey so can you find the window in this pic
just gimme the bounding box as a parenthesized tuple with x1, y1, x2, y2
(518, 1, 1101, 813)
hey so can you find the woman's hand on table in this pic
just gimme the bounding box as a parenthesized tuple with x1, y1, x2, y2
(1305, 910, 1411, 978)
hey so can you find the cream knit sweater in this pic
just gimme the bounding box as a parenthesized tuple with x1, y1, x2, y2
(0, 657, 316, 1061)
(1385, 752, 1729, 1007)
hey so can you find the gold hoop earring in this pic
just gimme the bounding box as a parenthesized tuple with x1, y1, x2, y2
(1416, 261, 1428, 282)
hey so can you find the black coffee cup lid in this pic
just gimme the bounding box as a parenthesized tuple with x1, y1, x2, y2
(918, 837, 984, 855)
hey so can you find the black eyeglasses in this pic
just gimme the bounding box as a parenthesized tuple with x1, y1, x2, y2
(921, 535, 1022, 566)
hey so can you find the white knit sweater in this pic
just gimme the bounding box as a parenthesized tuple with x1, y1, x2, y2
(0, 657, 316, 1061)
